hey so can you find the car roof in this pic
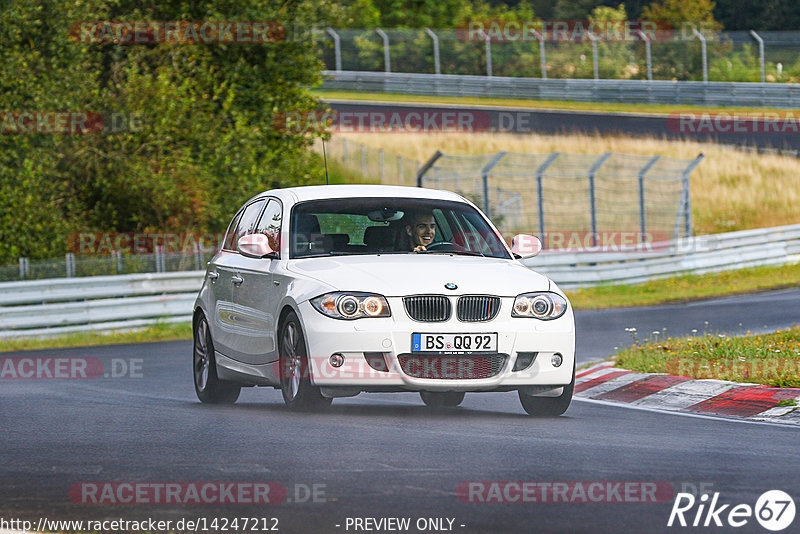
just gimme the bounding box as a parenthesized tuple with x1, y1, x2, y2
(255, 184, 468, 204)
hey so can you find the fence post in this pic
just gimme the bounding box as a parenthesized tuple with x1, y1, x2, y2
(415, 150, 443, 187)
(155, 245, 164, 273)
(637, 156, 661, 245)
(588, 152, 612, 247)
(530, 29, 547, 79)
(693, 29, 708, 82)
(19, 257, 29, 279)
(480, 152, 507, 218)
(535, 152, 561, 246)
(637, 30, 652, 81)
(375, 28, 391, 73)
(343, 138, 348, 164)
(194, 241, 203, 270)
(588, 32, 599, 80)
(114, 250, 123, 273)
(479, 29, 492, 76)
(325, 28, 342, 72)
(361, 144, 367, 175)
(65, 252, 75, 277)
(750, 30, 765, 83)
(683, 153, 704, 237)
(424, 28, 441, 75)
(398, 156, 403, 182)
(379, 149, 385, 182)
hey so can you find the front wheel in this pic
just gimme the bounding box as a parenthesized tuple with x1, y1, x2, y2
(420, 391, 465, 408)
(279, 312, 332, 411)
(193, 314, 241, 404)
(518, 369, 574, 417)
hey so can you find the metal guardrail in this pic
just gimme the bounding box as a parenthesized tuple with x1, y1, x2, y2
(0, 272, 203, 339)
(1, 225, 799, 338)
(526, 223, 800, 288)
(321, 70, 800, 109)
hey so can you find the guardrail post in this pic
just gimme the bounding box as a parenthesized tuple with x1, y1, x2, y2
(693, 29, 708, 83)
(113, 250, 123, 273)
(637, 30, 652, 81)
(325, 28, 342, 72)
(638, 156, 661, 245)
(375, 28, 391, 73)
(588, 152, 612, 247)
(19, 257, 29, 279)
(480, 152, 507, 217)
(535, 152, 561, 246)
(424, 28, 441, 75)
(398, 156, 404, 181)
(415, 150, 443, 187)
(750, 30, 765, 83)
(379, 149, 385, 181)
(342, 138, 348, 164)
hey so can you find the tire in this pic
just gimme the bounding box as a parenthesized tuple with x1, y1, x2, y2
(518, 367, 574, 417)
(420, 391, 465, 408)
(279, 311, 332, 411)
(193, 314, 241, 404)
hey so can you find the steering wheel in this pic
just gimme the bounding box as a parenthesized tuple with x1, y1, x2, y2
(425, 241, 466, 252)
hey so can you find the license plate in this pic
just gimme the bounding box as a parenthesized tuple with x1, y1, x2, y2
(411, 333, 497, 353)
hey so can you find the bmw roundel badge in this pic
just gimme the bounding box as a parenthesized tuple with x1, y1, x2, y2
(444, 282, 458, 290)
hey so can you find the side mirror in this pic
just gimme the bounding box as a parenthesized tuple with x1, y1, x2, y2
(511, 234, 542, 259)
(237, 234, 275, 258)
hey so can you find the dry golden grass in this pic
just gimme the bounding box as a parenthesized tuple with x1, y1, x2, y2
(336, 132, 800, 235)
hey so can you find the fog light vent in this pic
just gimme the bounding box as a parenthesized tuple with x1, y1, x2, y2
(364, 352, 389, 372)
(551, 353, 563, 367)
(329, 353, 345, 367)
(513, 352, 538, 371)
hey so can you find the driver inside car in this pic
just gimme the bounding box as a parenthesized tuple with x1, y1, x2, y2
(405, 211, 437, 251)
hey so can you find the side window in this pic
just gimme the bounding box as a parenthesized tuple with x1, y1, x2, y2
(255, 199, 282, 253)
(231, 199, 266, 251)
(223, 211, 243, 251)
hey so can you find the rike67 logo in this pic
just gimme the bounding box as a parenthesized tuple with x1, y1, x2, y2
(668, 490, 795, 531)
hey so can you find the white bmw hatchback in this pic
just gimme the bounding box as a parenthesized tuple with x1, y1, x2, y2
(193, 185, 575, 416)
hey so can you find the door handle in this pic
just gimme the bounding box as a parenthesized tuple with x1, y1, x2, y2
(231, 274, 243, 286)
(207, 271, 219, 281)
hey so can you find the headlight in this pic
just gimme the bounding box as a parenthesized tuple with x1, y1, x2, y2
(512, 292, 568, 320)
(311, 292, 391, 320)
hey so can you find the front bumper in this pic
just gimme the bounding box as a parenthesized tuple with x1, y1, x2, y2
(297, 297, 575, 392)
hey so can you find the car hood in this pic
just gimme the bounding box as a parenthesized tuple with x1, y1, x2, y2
(287, 254, 550, 297)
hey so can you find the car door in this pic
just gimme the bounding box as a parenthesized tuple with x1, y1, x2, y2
(207, 208, 243, 359)
(213, 198, 266, 361)
(229, 198, 283, 365)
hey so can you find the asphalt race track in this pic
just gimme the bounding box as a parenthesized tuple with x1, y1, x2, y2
(2, 289, 799, 533)
(326, 100, 800, 150)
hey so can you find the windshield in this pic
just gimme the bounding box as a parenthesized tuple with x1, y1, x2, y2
(290, 197, 511, 259)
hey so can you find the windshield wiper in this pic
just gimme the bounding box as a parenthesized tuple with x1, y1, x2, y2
(417, 250, 486, 257)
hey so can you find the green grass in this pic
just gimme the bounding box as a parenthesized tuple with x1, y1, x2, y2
(314, 90, 796, 116)
(566, 262, 800, 310)
(614, 327, 800, 387)
(0, 321, 192, 353)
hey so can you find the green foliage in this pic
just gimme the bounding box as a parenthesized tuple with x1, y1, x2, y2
(1, 0, 332, 259)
